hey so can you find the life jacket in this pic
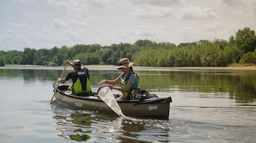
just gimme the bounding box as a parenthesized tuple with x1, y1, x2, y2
(120, 71, 139, 100)
(72, 69, 92, 95)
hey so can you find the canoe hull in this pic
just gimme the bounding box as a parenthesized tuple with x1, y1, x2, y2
(54, 86, 171, 120)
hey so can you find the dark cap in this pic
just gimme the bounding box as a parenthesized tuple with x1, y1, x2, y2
(73, 59, 81, 66)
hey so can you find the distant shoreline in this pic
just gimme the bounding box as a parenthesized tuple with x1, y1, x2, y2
(1, 64, 256, 72)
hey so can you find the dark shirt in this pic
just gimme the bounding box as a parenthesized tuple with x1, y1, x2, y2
(65, 67, 90, 83)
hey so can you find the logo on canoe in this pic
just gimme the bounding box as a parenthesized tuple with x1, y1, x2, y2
(148, 106, 158, 111)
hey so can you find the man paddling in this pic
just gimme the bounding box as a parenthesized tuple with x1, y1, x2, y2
(99, 58, 139, 100)
(58, 59, 92, 96)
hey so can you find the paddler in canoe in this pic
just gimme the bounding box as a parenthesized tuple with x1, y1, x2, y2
(99, 58, 139, 100)
(58, 59, 92, 96)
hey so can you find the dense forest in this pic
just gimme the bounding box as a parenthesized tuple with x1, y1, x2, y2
(0, 27, 256, 67)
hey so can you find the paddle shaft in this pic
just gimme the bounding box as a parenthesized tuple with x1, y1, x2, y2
(50, 66, 67, 103)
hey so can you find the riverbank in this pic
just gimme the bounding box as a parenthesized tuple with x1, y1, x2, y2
(1, 64, 256, 72)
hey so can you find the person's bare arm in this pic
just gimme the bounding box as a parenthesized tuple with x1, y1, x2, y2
(58, 78, 67, 83)
(99, 78, 119, 86)
(112, 83, 132, 93)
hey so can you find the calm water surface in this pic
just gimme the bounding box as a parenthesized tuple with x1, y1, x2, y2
(0, 67, 256, 143)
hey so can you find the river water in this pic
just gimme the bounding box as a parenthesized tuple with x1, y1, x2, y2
(0, 67, 255, 143)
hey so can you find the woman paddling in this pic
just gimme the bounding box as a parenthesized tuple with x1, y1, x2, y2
(99, 58, 139, 100)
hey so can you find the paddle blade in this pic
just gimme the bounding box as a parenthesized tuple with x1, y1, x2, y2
(98, 86, 124, 117)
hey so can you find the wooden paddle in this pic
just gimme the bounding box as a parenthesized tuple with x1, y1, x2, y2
(50, 65, 67, 103)
(97, 86, 125, 117)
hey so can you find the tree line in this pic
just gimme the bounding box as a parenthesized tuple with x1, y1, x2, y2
(0, 27, 256, 67)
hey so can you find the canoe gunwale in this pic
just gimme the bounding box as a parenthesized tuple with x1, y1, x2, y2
(57, 88, 172, 104)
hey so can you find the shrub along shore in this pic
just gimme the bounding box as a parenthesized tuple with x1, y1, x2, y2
(0, 27, 256, 67)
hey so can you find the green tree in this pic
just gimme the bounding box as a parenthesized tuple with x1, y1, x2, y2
(234, 27, 256, 53)
(134, 39, 155, 48)
(22, 48, 36, 65)
(240, 51, 256, 64)
(74, 53, 101, 65)
(0, 57, 5, 66)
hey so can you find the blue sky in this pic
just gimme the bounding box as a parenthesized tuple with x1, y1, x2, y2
(1, 0, 256, 51)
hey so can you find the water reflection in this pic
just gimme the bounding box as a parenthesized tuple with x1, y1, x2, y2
(52, 104, 93, 141)
(51, 102, 173, 142)
(0, 68, 255, 103)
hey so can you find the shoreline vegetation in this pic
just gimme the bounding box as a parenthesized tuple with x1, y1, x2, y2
(1, 27, 256, 67)
(2, 64, 256, 72)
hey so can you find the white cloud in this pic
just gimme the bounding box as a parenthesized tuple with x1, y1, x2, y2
(16, 0, 35, 3)
(219, 0, 256, 8)
(116, 25, 165, 41)
(52, 19, 66, 28)
(130, 0, 179, 19)
(87, 0, 116, 7)
(0, 34, 11, 44)
(47, 0, 70, 9)
(47, 0, 115, 18)
(0, 22, 31, 50)
(5, 22, 29, 37)
(204, 23, 221, 31)
(219, 0, 246, 6)
(7, 22, 29, 30)
(180, 6, 217, 20)
(70, 20, 89, 28)
(176, 26, 217, 43)
(132, 5, 173, 18)
(48, 0, 89, 18)
(130, 0, 180, 7)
